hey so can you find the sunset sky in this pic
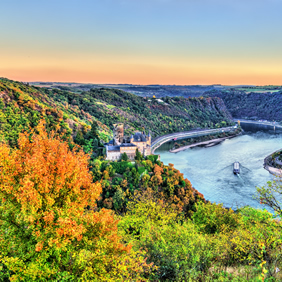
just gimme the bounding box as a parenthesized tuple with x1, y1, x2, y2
(1, 0, 282, 85)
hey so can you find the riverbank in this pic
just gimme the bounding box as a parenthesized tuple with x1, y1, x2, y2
(235, 119, 282, 129)
(151, 126, 238, 153)
(264, 149, 282, 176)
(264, 165, 282, 176)
(169, 134, 240, 153)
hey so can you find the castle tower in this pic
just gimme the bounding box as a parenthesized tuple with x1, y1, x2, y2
(146, 132, 151, 146)
(113, 123, 124, 143)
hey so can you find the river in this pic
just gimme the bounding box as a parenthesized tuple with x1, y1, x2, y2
(155, 123, 282, 209)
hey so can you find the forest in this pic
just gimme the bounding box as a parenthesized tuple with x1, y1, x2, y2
(205, 89, 282, 122)
(0, 78, 234, 149)
(0, 78, 282, 281)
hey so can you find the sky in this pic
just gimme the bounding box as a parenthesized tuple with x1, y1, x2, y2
(1, 0, 282, 85)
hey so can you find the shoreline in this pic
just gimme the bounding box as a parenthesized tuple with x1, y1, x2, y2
(151, 126, 238, 153)
(264, 165, 282, 176)
(263, 149, 282, 176)
(235, 119, 282, 129)
(169, 134, 240, 153)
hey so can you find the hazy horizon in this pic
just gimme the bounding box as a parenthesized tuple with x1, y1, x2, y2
(1, 0, 282, 85)
(27, 81, 277, 87)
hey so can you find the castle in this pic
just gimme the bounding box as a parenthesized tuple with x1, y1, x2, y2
(105, 124, 151, 161)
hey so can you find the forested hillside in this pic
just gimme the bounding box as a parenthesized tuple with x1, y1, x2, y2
(41, 87, 233, 138)
(0, 78, 233, 148)
(0, 78, 94, 147)
(205, 89, 282, 121)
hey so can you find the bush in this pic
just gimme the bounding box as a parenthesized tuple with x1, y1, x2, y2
(192, 202, 240, 234)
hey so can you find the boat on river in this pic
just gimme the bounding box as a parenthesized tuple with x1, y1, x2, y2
(233, 162, 240, 174)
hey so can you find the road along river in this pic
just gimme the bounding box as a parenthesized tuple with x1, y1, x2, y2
(155, 123, 282, 209)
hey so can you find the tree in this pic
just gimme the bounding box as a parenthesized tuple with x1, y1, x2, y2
(0, 122, 151, 281)
(141, 174, 150, 188)
(220, 121, 227, 127)
(119, 190, 213, 281)
(192, 202, 240, 234)
(121, 152, 129, 161)
(256, 176, 282, 217)
(86, 120, 102, 147)
(135, 148, 143, 161)
(74, 129, 85, 145)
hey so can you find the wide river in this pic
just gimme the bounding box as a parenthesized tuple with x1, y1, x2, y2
(155, 123, 282, 209)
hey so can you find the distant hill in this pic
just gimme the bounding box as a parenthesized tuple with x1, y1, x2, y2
(0, 78, 233, 148)
(31, 82, 231, 98)
(205, 89, 282, 121)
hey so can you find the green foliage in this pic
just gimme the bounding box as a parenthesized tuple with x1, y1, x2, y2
(40, 86, 233, 138)
(206, 89, 282, 121)
(96, 157, 205, 216)
(0, 79, 73, 147)
(74, 129, 85, 145)
(146, 154, 159, 163)
(111, 161, 133, 174)
(85, 120, 103, 147)
(0, 78, 109, 152)
(135, 148, 143, 161)
(119, 194, 282, 281)
(192, 202, 240, 234)
(121, 152, 129, 161)
(0, 78, 234, 154)
(1, 78, 282, 281)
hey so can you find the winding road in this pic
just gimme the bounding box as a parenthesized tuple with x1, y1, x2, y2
(151, 119, 281, 153)
(151, 126, 237, 153)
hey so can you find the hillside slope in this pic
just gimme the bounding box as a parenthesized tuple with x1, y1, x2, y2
(0, 78, 233, 147)
(41, 87, 233, 139)
(0, 78, 102, 147)
(205, 89, 282, 121)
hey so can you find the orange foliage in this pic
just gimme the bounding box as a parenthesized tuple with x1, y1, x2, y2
(153, 164, 163, 175)
(0, 122, 150, 280)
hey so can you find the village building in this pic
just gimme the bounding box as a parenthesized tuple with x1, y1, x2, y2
(105, 123, 151, 161)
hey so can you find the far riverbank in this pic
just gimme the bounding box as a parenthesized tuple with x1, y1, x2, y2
(235, 119, 282, 129)
(169, 133, 240, 153)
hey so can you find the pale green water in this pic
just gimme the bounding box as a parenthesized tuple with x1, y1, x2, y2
(155, 124, 282, 209)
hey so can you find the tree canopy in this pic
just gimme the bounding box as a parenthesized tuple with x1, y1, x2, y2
(0, 122, 151, 281)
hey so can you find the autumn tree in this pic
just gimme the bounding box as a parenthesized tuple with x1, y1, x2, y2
(0, 122, 151, 281)
(256, 176, 282, 217)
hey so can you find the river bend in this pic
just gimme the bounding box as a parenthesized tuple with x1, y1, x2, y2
(155, 124, 282, 209)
